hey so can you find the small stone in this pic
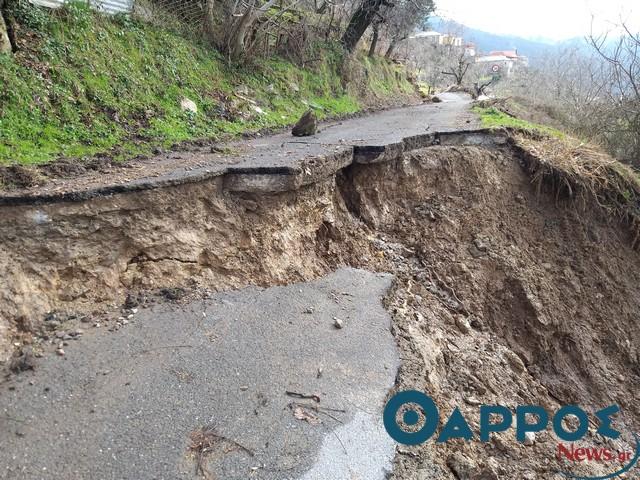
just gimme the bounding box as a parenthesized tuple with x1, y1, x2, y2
(464, 396, 481, 406)
(515, 193, 526, 204)
(522, 471, 536, 480)
(240, 385, 249, 391)
(180, 97, 198, 114)
(303, 307, 314, 314)
(470, 317, 484, 331)
(333, 317, 344, 329)
(504, 350, 526, 373)
(473, 236, 489, 252)
(56, 348, 65, 356)
(131, 308, 138, 314)
(455, 317, 471, 334)
(94, 323, 101, 328)
(524, 431, 536, 446)
(46, 320, 61, 330)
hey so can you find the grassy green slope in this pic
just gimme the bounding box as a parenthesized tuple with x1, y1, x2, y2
(0, 2, 415, 165)
(472, 106, 566, 139)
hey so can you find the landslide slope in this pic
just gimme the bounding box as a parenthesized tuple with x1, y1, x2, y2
(1, 131, 639, 479)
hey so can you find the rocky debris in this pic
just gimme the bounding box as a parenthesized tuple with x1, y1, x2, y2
(333, 317, 344, 329)
(1, 140, 638, 479)
(291, 110, 317, 137)
(159, 287, 187, 301)
(446, 452, 476, 479)
(8, 347, 37, 373)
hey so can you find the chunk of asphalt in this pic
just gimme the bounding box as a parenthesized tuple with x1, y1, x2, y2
(0, 267, 400, 480)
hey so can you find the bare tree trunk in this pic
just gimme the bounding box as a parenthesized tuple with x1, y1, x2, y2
(384, 36, 399, 59)
(341, 0, 385, 53)
(203, 0, 217, 42)
(228, 7, 257, 59)
(225, 0, 279, 61)
(368, 23, 379, 57)
(0, 0, 12, 54)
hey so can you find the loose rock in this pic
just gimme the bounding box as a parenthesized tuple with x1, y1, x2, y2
(292, 110, 317, 137)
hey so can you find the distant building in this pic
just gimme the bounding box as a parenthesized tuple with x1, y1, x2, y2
(464, 43, 476, 57)
(409, 31, 443, 44)
(440, 34, 463, 47)
(475, 48, 528, 76)
(408, 31, 464, 48)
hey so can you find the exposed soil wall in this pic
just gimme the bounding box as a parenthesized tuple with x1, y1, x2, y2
(1, 138, 639, 478)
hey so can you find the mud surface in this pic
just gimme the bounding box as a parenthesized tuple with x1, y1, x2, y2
(1, 138, 639, 479)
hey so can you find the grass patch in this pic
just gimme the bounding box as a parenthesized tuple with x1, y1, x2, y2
(514, 132, 640, 248)
(473, 106, 566, 139)
(0, 2, 414, 165)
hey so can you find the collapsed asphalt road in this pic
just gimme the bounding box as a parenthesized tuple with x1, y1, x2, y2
(2, 92, 477, 203)
(0, 268, 399, 480)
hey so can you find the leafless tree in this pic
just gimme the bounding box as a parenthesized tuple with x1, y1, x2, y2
(441, 48, 473, 85)
(380, 0, 434, 58)
(205, 0, 287, 60)
(588, 22, 640, 162)
(494, 21, 639, 165)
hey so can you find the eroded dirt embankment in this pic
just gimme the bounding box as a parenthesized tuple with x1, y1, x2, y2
(1, 137, 639, 478)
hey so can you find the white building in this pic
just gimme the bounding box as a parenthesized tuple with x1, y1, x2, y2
(475, 50, 528, 76)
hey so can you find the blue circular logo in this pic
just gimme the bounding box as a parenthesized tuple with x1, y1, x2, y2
(383, 390, 440, 445)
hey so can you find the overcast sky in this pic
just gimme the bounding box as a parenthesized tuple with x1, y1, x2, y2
(435, 0, 639, 42)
